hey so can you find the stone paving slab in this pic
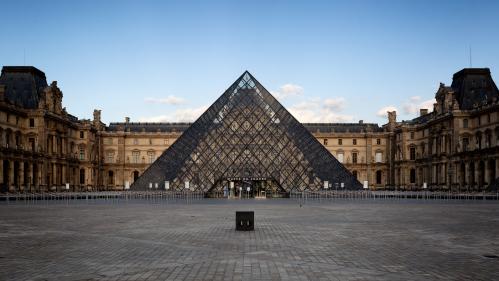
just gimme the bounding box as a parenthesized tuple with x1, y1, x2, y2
(0, 200, 498, 280)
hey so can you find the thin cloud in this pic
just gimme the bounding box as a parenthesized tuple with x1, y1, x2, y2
(139, 105, 208, 122)
(271, 83, 304, 100)
(288, 97, 353, 123)
(402, 96, 435, 115)
(323, 97, 346, 111)
(376, 106, 398, 118)
(144, 95, 185, 105)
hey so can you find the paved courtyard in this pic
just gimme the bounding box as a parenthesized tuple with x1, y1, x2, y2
(0, 199, 498, 281)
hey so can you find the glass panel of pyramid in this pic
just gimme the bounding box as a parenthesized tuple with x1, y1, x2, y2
(132, 71, 361, 192)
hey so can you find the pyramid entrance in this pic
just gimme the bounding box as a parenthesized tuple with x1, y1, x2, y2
(208, 178, 285, 198)
(132, 71, 361, 193)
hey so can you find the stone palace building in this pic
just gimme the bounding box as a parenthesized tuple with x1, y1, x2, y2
(1, 66, 498, 192)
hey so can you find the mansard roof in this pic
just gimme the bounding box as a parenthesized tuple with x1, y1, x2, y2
(106, 121, 383, 134)
(451, 68, 499, 110)
(107, 122, 191, 133)
(0, 66, 48, 109)
(303, 123, 383, 133)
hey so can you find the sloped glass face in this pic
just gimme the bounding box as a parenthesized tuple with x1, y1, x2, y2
(132, 72, 361, 192)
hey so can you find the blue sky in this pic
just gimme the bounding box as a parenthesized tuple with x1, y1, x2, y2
(1, 0, 498, 124)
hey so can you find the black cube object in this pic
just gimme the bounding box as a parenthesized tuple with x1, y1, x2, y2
(236, 211, 254, 231)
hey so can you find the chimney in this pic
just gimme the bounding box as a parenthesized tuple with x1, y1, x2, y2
(420, 109, 428, 116)
(125, 117, 130, 123)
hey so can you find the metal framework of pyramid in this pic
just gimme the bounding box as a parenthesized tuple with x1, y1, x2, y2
(132, 71, 361, 192)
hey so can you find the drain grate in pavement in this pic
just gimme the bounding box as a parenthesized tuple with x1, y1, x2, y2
(483, 254, 499, 259)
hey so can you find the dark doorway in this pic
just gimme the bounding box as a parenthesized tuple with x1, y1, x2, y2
(13, 161, 19, 190)
(460, 162, 466, 187)
(24, 162, 29, 191)
(376, 170, 382, 185)
(479, 161, 485, 188)
(2, 160, 9, 192)
(79, 169, 85, 185)
(33, 164, 38, 190)
(210, 178, 284, 198)
(133, 171, 139, 182)
(488, 160, 496, 185)
(108, 170, 114, 185)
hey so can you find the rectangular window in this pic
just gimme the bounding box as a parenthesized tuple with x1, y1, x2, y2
(107, 152, 114, 163)
(323, 139, 328, 146)
(410, 147, 416, 160)
(29, 118, 35, 127)
(29, 138, 35, 152)
(79, 149, 85, 160)
(376, 138, 381, 145)
(462, 138, 469, 152)
(337, 153, 344, 163)
(375, 152, 382, 163)
(410, 132, 414, 139)
(338, 139, 342, 145)
(352, 152, 358, 164)
(148, 152, 155, 163)
(353, 139, 357, 145)
(132, 151, 140, 163)
(463, 119, 468, 128)
(80, 131, 84, 139)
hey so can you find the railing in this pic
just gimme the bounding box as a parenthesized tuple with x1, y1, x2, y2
(0, 191, 206, 204)
(0, 190, 498, 204)
(290, 190, 499, 202)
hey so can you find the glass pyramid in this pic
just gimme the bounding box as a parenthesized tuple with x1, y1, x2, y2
(132, 71, 361, 193)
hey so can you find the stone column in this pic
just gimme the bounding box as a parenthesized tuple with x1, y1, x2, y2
(432, 164, 436, 185)
(62, 165, 66, 186)
(19, 161, 24, 191)
(485, 161, 490, 186)
(52, 163, 56, 190)
(496, 158, 499, 181)
(474, 161, 480, 190)
(0, 160, 3, 186)
(9, 161, 15, 192)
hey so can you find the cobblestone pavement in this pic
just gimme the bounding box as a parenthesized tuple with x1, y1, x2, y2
(0, 199, 498, 281)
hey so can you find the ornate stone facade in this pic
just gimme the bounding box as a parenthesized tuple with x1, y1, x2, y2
(0, 67, 103, 192)
(1, 66, 498, 192)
